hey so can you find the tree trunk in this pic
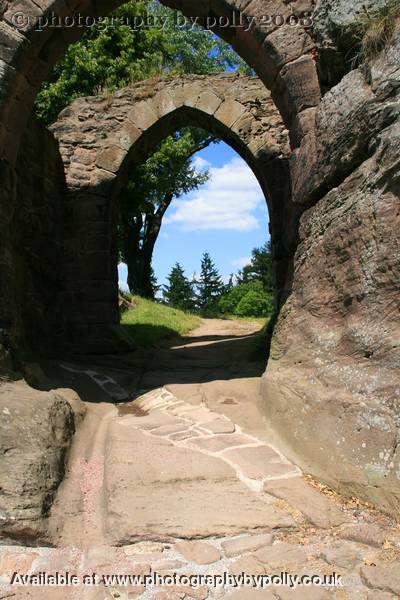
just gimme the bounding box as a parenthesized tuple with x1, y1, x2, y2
(122, 193, 174, 299)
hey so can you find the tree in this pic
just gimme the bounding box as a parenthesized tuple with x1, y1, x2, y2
(163, 263, 194, 311)
(35, 0, 251, 125)
(195, 252, 224, 315)
(237, 241, 274, 292)
(219, 280, 274, 318)
(118, 127, 214, 297)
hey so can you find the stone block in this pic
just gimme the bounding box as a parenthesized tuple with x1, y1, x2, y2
(128, 100, 158, 130)
(95, 145, 126, 173)
(214, 98, 247, 128)
(273, 55, 321, 126)
(263, 477, 346, 528)
(196, 90, 222, 115)
(222, 533, 274, 558)
(174, 540, 221, 565)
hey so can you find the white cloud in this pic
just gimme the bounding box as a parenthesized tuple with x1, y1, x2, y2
(165, 157, 264, 232)
(192, 155, 211, 171)
(232, 257, 251, 269)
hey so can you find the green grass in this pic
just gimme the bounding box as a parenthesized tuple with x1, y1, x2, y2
(121, 295, 201, 347)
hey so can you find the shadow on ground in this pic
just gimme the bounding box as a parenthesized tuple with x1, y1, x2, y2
(38, 320, 267, 404)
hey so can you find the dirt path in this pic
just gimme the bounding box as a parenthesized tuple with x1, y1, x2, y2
(1, 320, 399, 600)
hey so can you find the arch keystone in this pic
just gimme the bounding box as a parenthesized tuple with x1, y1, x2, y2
(183, 82, 204, 108)
(195, 91, 223, 116)
(214, 98, 247, 129)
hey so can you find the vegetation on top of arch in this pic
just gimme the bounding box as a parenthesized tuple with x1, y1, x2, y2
(35, 0, 252, 125)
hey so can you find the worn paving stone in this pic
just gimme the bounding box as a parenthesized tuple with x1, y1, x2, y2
(360, 562, 400, 595)
(174, 540, 221, 565)
(167, 586, 208, 600)
(123, 552, 165, 563)
(264, 478, 346, 528)
(201, 418, 235, 434)
(222, 533, 274, 558)
(150, 423, 189, 437)
(152, 592, 183, 600)
(180, 406, 217, 424)
(229, 554, 266, 575)
(108, 426, 234, 484)
(319, 541, 361, 569)
(224, 445, 297, 480)
(123, 410, 180, 431)
(152, 559, 185, 571)
(84, 545, 119, 568)
(339, 523, 386, 547)
(188, 434, 256, 453)
(169, 430, 200, 441)
(254, 543, 309, 569)
(107, 479, 295, 543)
(124, 542, 164, 554)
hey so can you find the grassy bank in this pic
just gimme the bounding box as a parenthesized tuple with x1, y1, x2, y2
(121, 296, 201, 347)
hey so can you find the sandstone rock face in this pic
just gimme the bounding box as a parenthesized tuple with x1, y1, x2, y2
(261, 32, 400, 517)
(313, 0, 389, 87)
(0, 381, 76, 542)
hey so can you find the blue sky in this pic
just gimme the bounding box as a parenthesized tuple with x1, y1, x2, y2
(118, 141, 270, 291)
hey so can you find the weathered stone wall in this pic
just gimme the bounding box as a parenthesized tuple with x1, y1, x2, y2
(0, 117, 67, 359)
(13, 117, 67, 354)
(261, 26, 400, 518)
(50, 74, 293, 352)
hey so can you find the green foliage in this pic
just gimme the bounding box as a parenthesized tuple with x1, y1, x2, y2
(237, 241, 274, 293)
(119, 128, 212, 226)
(163, 263, 195, 312)
(35, 0, 250, 124)
(195, 251, 224, 315)
(219, 280, 273, 318)
(353, 0, 400, 64)
(219, 281, 255, 314)
(121, 294, 200, 347)
(235, 288, 274, 318)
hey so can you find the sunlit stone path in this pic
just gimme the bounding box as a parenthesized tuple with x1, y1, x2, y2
(1, 320, 399, 600)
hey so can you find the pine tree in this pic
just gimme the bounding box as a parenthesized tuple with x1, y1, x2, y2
(238, 241, 274, 292)
(195, 252, 224, 315)
(163, 263, 194, 312)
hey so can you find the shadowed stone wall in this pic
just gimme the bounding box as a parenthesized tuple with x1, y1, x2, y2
(14, 118, 67, 354)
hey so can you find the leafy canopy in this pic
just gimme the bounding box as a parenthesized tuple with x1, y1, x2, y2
(35, 0, 251, 124)
(119, 128, 212, 227)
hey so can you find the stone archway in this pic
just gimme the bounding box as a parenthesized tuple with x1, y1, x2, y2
(51, 73, 295, 351)
(0, 0, 319, 166)
(0, 0, 319, 352)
